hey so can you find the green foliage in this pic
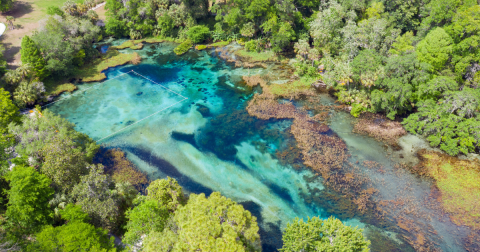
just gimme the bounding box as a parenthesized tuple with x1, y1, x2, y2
(71, 164, 122, 230)
(123, 198, 170, 246)
(31, 221, 116, 251)
(60, 203, 90, 223)
(144, 192, 261, 251)
(5, 165, 54, 233)
(280, 216, 370, 252)
(13, 81, 46, 108)
(146, 177, 187, 213)
(40, 137, 90, 192)
(46, 6, 65, 17)
(0, 44, 7, 77)
(417, 27, 453, 71)
(245, 40, 257, 52)
(403, 87, 480, 155)
(105, 18, 128, 37)
(0, 88, 20, 129)
(0, 0, 14, 12)
(32, 15, 101, 77)
(371, 52, 429, 119)
(351, 49, 383, 82)
(173, 39, 193, 55)
(186, 25, 210, 44)
(8, 109, 98, 164)
(389, 31, 415, 55)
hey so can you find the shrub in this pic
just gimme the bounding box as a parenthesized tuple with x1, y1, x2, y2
(174, 39, 193, 55)
(245, 40, 257, 52)
(186, 25, 210, 44)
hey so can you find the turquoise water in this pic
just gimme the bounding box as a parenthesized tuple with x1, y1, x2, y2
(47, 42, 470, 251)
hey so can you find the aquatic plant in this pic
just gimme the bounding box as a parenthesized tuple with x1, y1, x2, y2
(173, 39, 193, 55)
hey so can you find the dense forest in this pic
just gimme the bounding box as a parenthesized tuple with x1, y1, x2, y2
(0, 0, 479, 250)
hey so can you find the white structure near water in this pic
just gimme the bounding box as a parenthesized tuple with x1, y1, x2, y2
(0, 23, 6, 37)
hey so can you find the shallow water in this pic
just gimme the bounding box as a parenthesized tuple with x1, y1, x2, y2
(47, 42, 470, 251)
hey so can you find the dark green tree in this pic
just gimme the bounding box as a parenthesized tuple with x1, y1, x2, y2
(123, 199, 170, 246)
(186, 25, 210, 44)
(0, 0, 14, 12)
(5, 165, 54, 233)
(20, 36, 49, 80)
(29, 204, 116, 251)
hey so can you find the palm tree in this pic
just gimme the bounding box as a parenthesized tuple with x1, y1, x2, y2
(4, 71, 21, 86)
(13, 81, 37, 108)
(308, 48, 320, 67)
(16, 63, 34, 81)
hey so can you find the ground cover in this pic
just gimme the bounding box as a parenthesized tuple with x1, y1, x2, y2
(234, 49, 279, 62)
(46, 83, 77, 96)
(109, 38, 166, 50)
(73, 50, 141, 82)
(417, 150, 480, 230)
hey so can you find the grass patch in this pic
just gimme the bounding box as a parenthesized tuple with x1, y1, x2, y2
(196, 45, 207, 50)
(234, 49, 278, 62)
(210, 41, 230, 47)
(269, 76, 315, 96)
(174, 39, 193, 55)
(47, 83, 77, 96)
(419, 150, 480, 230)
(111, 37, 167, 50)
(74, 50, 140, 82)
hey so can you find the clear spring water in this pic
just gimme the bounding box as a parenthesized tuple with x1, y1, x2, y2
(47, 42, 470, 251)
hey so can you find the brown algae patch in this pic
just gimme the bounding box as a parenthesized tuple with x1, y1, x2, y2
(353, 112, 407, 147)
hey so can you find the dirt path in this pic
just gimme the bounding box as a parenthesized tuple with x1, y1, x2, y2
(0, 1, 106, 69)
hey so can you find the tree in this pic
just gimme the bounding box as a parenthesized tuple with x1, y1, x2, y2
(40, 137, 90, 193)
(13, 81, 45, 108)
(389, 31, 415, 55)
(417, 27, 453, 72)
(143, 192, 261, 251)
(0, 88, 20, 129)
(30, 205, 116, 251)
(123, 199, 170, 247)
(403, 88, 480, 155)
(186, 25, 210, 44)
(280, 216, 370, 252)
(71, 164, 121, 230)
(146, 177, 187, 213)
(0, 0, 14, 12)
(46, 6, 64, 17)
(371, 52, 429, 119)
(0, 44, 6, 77)
(20, 36, 49, 80)
(240, 22, 256, 38)
(8, 109, 98, 164)
(351, 49, 383, 83)
(5, 165, 54, 233)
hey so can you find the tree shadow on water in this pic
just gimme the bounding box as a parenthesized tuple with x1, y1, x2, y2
(241, 201, 284, 252)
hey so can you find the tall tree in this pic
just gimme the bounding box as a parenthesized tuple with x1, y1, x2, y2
(5, 165, 54, 233)
(416, 27, 453, 72)
(280, 216, 370, 252)
(0, 0, 15, 12)
(144, 192, 261, 252)
(20, 36, 49, 80)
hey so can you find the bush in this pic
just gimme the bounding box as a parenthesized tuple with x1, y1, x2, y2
(47, 6, 64, 17)
(186, 25, 210, 44)
(245, 40, 257, 52)
(174, 39, 193, 55)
